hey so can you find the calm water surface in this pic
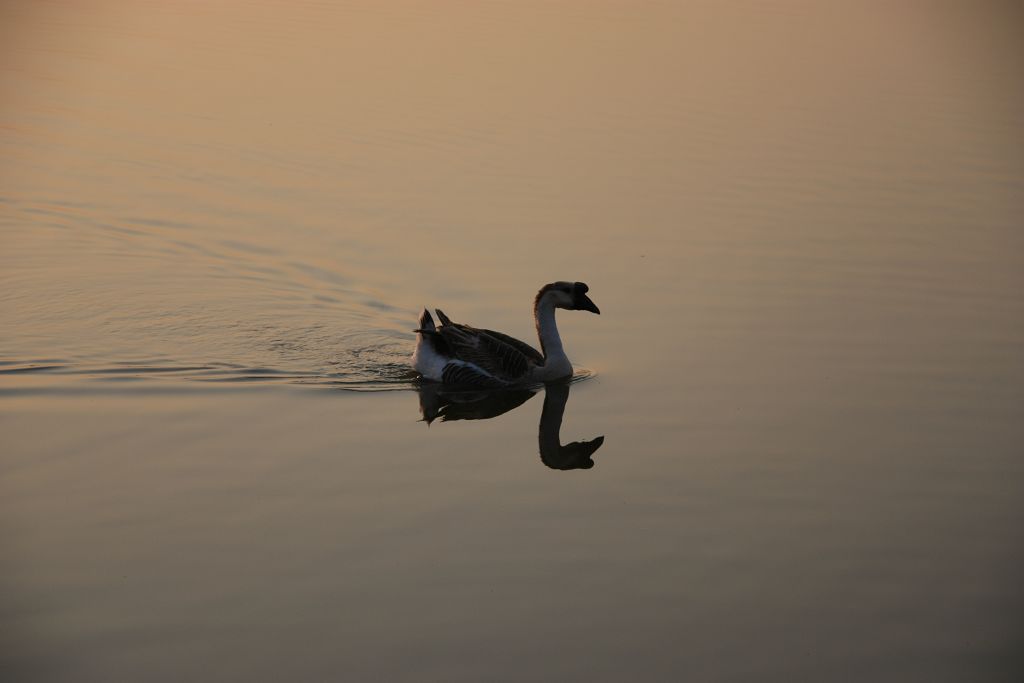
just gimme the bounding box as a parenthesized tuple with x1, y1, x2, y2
(2, 2, 1023, 681)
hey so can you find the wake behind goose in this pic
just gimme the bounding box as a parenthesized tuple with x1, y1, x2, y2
(411, 281, 600, 388)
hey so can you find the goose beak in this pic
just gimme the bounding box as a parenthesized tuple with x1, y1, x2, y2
(577, 294, 600, 315)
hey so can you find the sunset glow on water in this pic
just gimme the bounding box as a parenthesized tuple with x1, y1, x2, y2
(2, 2, 1022, 680)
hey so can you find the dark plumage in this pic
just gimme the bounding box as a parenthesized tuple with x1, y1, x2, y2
(432, 309, 541, 386)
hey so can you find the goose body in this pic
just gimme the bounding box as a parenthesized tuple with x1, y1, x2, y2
(411, 281, 600, 387)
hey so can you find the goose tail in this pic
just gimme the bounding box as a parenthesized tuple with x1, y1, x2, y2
(414, 308, 435, 334)
(435, 309, 454, 327)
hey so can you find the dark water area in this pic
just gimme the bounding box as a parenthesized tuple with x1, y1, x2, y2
(2, 2, 1023, 681)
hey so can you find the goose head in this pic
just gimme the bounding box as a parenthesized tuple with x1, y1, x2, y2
(536, 281, 601, 314)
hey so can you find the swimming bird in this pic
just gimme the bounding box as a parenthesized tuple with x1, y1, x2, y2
(411, 281, 600, 387)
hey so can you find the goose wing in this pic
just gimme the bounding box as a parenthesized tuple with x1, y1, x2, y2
(479, 328, 544, 365)
(440, 361, 511, 388)
(434, 309, 540, 383)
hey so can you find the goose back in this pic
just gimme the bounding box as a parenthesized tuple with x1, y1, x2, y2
(433, 309, 543, 384)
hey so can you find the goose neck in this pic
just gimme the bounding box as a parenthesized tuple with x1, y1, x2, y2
(535, 299, 564, 360)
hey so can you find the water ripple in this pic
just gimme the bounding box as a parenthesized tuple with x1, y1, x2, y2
(0, 347, 597, 393)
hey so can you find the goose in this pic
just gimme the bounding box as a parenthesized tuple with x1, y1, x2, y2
(411, 281, 600, 387)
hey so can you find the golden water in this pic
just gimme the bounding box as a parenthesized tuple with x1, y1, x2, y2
(2, 2, 1022, 680)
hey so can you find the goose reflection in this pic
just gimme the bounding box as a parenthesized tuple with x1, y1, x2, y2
(416, 380, 604, 470)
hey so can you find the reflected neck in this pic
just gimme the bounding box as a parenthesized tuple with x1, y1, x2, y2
(538, 382, 569, 454)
